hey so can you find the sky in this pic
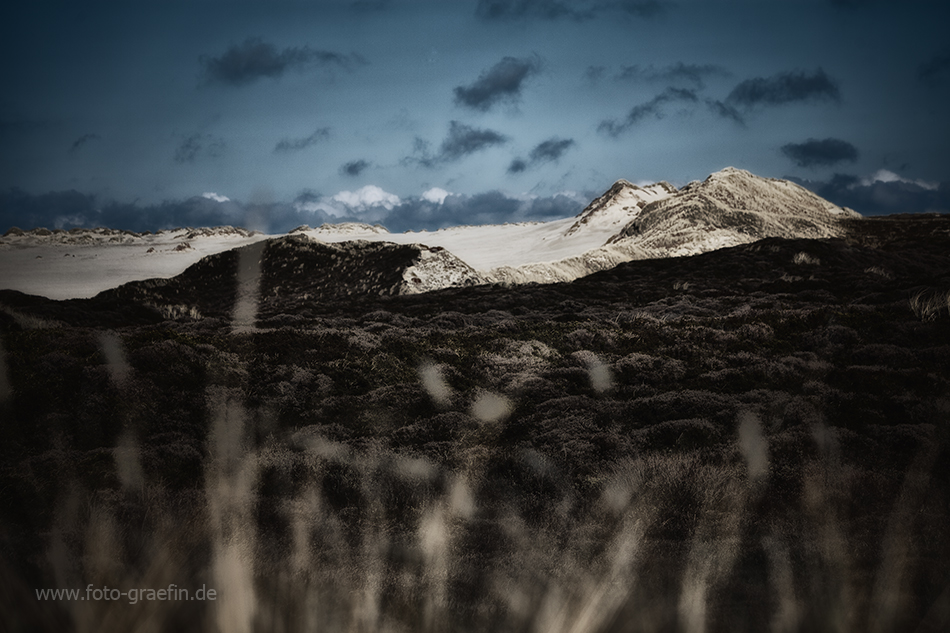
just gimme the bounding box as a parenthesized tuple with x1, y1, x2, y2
(2, 0, 949, 233)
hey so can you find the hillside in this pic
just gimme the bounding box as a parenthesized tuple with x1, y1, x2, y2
(1, 212, 949, 632)
(488, 168, 859, 285)
(609, 167, 859, 250)
(100, 234, 488, 321)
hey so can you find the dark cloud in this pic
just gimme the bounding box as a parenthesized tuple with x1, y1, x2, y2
(704, 99, 746, 125)
(507, 137, 575, 174)
(0, 186, 586, 235)
(440, 121, 508, 160)
(273, 128, 330, 153)
(530, 137, 575, 162)
(382, 190, 584, 232)
(475, 0, 596, 21)
(474, 0, 670, 21)
(615, 62, 730, 88)
(1, 188, 98, 232)
(507, 158, 528, 174)
(781, 138, 858, 168)
(409, 121, 509, 168)
(0, 188, 335, 234)
(294, 190, 322, 205)
(340, 159, 370, 176)
(68, 133, 100, 154)
(918, 51, 950, 83)
(200, 38, 366, 86)
(726, 69, 840, 108)
(598, 87, 699, 137)
(174, 134, 226, 164)
(790, 174, 950, 216)
(454, 56, 541, 112)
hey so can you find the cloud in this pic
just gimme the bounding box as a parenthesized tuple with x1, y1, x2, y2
(381, 190, 587, 232)
(474, 0, 669, 21)
(293, 187, 586, 231)
(440, 122, 508, 160)
(918, 51, 950, 83)
(0, 186, 591, 235)
(704, 99, 745, 125)
(780, 138, 858, 168)
(332, 185, 400, 210)
(454, 56, 542, 111)
(274, 128, 330, 153)
(0, 188, 336, 234)
(174, 134, 226, 164)
(68, 133, 100, 154)
(422, 187, 451, 204)
(859, 169, 938, 190)
(615, 62, 730, 88)
(507, 158, 528, 174)
(598, 87, 699, 137)
(340, 159, 370, 177)
(726, 69, 841, 108)
(291, 185, 400, 223)
(475, 0, 596, 21)
(409, 121, 509, 168)
(1, 188, 98, 232)
(789, 172, 949, 216)
(202, 192, 231, 203)
(200, 38, 366, 86)
(508, 137, 575, 173)
(530, 137, 575, 162)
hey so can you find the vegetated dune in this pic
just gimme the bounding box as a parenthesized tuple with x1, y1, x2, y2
(488, 167, 860, 285)
(0, 214, 948, 632)
(96, 234, 488, 321)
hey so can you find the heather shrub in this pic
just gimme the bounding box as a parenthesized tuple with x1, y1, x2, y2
(736, 321, 775, 344)
(625, 390, 735, 427)
(793, 251, 821, 265)
(634, 417, 721, 450)
(614, 352, 687, 386)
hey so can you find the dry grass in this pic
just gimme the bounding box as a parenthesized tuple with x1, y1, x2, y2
(909, 288, 950, 321)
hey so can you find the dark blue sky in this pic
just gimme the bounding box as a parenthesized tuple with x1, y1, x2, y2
(2, 0, 949, 232)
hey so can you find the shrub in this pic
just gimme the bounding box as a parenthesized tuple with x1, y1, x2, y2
(793, 251, 821, 265)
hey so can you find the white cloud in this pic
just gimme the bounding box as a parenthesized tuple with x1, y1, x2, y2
(422, 187, 451, 204)
(861, 170, 938, 191)
(202, 192, 231, 202)
(332, 185, 400, 210)
(291, 185, 401, 222)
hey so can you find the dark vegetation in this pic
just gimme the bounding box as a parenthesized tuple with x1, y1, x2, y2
(1, 214, 949, 632)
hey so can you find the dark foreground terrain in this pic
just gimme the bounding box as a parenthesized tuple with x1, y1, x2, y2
(1, 214, 949, 632)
